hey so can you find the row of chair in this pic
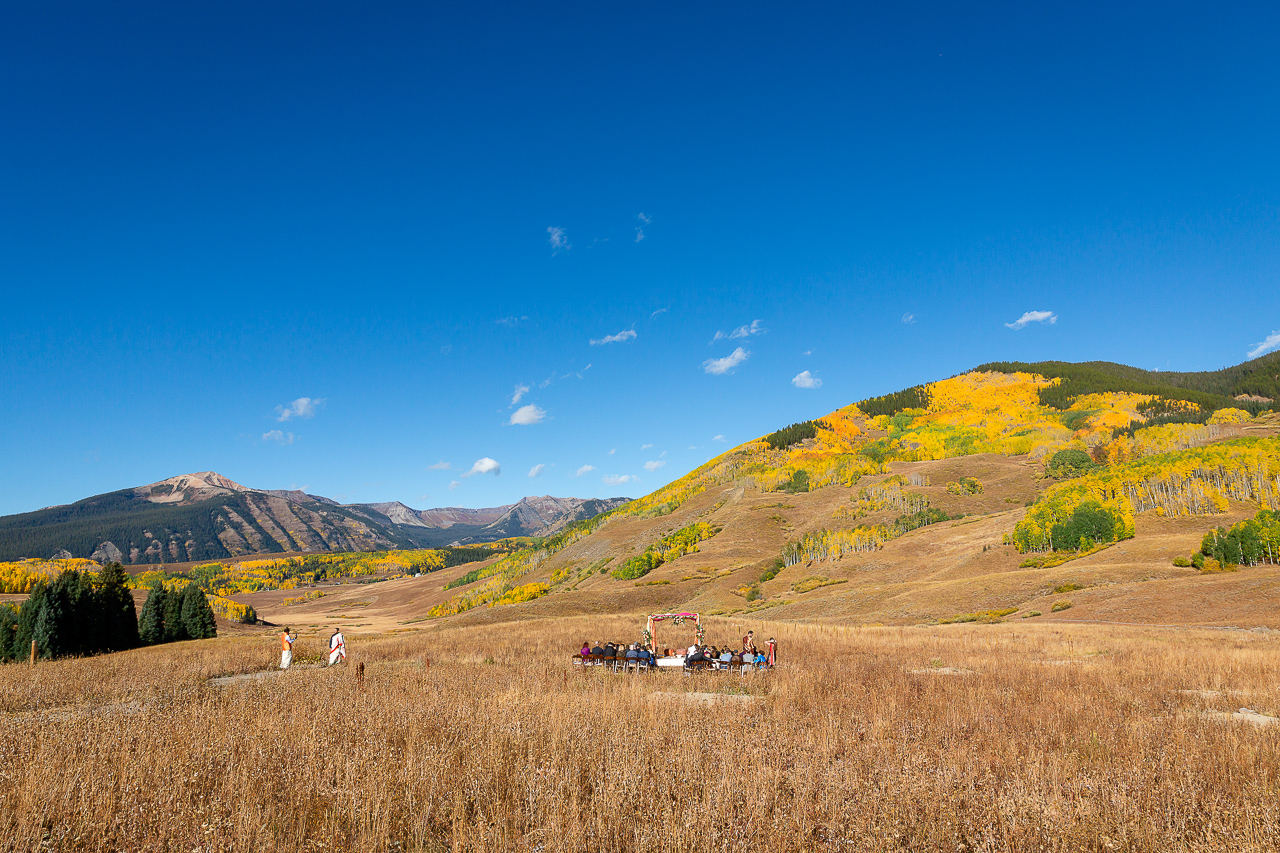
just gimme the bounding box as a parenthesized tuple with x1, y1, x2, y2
(571, 654, 769, 675)
(572, 654, 653, 672)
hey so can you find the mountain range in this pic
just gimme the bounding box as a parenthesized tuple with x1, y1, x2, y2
(0, 471, 630, 564)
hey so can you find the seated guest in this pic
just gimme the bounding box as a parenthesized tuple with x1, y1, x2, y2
(624, 644, 640, 662)
(741, 650, 755, 665)
(730, 651, 742, 665)
(643, 647, 656, 667)
(591, 642, 604, 658)
(687, 643, 699, 658)
(603, 642, 617, 660)
(580, 641, 590, 657)
(719, 648, 733, 663)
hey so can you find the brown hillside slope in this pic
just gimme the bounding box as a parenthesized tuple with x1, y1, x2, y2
(240, 449, 1280, 633)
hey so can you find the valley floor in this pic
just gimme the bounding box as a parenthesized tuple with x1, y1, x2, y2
(1, 617, 1278, 851)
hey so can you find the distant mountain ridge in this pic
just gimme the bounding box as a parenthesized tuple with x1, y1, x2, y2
(0, 472, 630, 564)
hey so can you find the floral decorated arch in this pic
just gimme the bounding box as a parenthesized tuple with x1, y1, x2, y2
(643, 612, 704, 650)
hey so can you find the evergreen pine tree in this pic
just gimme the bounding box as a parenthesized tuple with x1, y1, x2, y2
(50, 570, 95, 656)
(162, 587, 187, 642)
(14, 582, 46, 660)
(179, 584, 217, 640)
(137, 586, 168, 646)
(33, 578, 67, 659)
(0, 604, 18, 662)
(95, 562, 140, 651)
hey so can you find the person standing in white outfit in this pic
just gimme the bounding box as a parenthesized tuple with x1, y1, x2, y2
(280, 628, 296, 669)
(328, 628, 346, 666)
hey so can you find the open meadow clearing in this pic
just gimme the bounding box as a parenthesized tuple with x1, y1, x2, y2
(0, 618, 1278, 852)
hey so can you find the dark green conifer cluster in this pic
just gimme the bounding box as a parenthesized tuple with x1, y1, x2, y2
(137, 582, 217, 645)
(0, 562, 139, 660)
(763, 421, 818, 450)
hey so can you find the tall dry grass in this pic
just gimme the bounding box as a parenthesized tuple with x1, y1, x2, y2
(0, 617, 1277, 851)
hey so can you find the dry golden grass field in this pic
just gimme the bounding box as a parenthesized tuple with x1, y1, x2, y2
(2, 616, 1279, 852)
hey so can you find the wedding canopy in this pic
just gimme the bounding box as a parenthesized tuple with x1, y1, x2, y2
(643, 612, 704, 650)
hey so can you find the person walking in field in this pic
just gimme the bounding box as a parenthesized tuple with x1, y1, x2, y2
(328, 627, 346, 666)
(280, 627, 296, 669)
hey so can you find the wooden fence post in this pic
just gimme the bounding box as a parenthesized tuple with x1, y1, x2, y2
(29, 640, 36, 667)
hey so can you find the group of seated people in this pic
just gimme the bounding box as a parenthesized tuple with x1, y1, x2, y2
(686, 635, 773, 666)
(579, 641, 657, 668)
(577, 631, 776, 671)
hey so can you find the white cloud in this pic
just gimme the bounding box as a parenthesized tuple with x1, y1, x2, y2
(275, 397, 325, 422)
(643, 460, 666, 471)
(703, 347, 750, 375)
(902, 313, 916, 324)
(427, 461, 451, 471)
(712, 320, 765, 342)
(1005, 310, 1057, 330)
(262, 430, 295, 445)
(589, 329, 637, 346)
(440, 344, 452, 355)
(603, 474, 638, 485)
(638, 212, 652, 225)
(509, 404, 547, 426)
(641, 443, 653, 450)
(713, 434, 727, 443)
(608, 448, 616, 455)
(547, 226, 570, 252)
(792, 370, 822, 389)
(1248, 330, 1280, 359)
(575, 464, 595, 477)
(462, 458, 501, 478)
(802, 350, 812, 356)
(496, 316, 528, 327)
(510, 384, 530, 405)
(528, 464, 545, 478)
(448, 480, 460, 491)
(650, 307, 668, 318)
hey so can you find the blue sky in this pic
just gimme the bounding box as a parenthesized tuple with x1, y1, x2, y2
(2, 2, 1278, 515)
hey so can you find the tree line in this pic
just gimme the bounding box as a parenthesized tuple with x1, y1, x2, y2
(0, 563, 217, 662)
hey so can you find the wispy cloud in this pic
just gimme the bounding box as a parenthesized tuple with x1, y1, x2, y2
(603, 474, 638, 485)
(792, 370, 822, 389)
(589, 329, 637, 346)
(635, 212, 651, 242)
(641, 443, 653, 450)
(509, 404, 546, 426)
(712, 319, 765, 342)
(511, 384, 530, 405)
(713, 434, 727, 443)
(496, 316, 529, 327)
(262, 429, 295, 445)
(650, 307, 668, 319)
(643, 460, 666, 471)
(528, 464, 545, 478)
(703, 347, 750, 375)
(449, 480, 460, 491)
(608, 448, 616, 455)
(462, 458, 501, 477)
(1248, 330, 1280, 359)
(547, 226, 570, 253)
(1005, 310, 1057, 330)
(902, 313, 916, 324)
(427, 461, 451, 471)
(275, 397, 325, 422)
(575, 464, 595, 477)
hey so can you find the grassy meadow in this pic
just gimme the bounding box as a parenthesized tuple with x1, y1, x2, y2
(0, 617, 1278, 851)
